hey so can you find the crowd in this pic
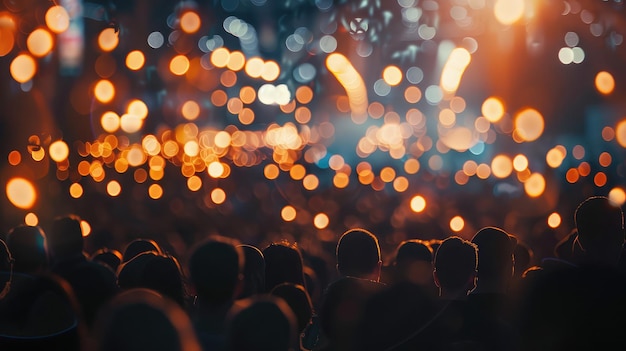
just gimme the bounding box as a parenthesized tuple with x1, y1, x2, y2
(0, 195, 625, 351)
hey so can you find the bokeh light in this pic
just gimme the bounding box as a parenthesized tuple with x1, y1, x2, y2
(94, 80, 115, 103)
(24, 212, 38, 226)
(524, 173, 546, 197)
(49, 140, 69, 162)
(180, 11, 201, 34)
(608, 188, 626, 206)
(281, 205, 297, 222)
(482, 97, 505, 123)
(45, 6, 70, 33)
(27, 28, 54, 57)
(410, 195, 426, 213)
(450, 216, 465, 232)
(6, 177, 37, 209)
(126, 50, 145, 71)
(10, 54, 36, 83)
(314, 213, 330, 229)
(494, 0, 525, 25)
(514, 108, 544, 142)
(80, 220, 91, 237)
(595, 71, 615, 95)
(547, 212, 561, 228)
(107, 180, 122, 197)
(98, 28, 119, 52)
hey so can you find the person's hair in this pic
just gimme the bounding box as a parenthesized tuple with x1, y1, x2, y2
(263, 241, 306, 292)
(5, 225, 48, 274)
(575, 196, 625, 250)
(336, 228, 381, 278)
(188, 235, 243, 305)
(49, 214, 84, 263)
(471, 226, 515, 283)
(139, 254, 187, 307)
(90, 248, 123, 273)
(122, 239, 162, 263)
(394, 239, 433, 265)
(225, 295, 297, 351)
(93, 288, 201, 351)
(434, 236, 478, 291)
(237, 244, 265, 299)
(270, 282, 313, 333)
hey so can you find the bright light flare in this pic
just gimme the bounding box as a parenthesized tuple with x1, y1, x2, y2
(494, 0, 525, 25)
(6, 177, 37, 209)
(27, 28, 54, 57)
(49, 140, 69, 162)
(547, 212, 561, 228)
(10, 54, 37, 83)
(326, 53, 368, 118)
(383, 65, 403, 86)
(491, 155, 513, 178)
(450, 216, 465, 232)
(126, 50, 145, 70)
(608, 188, 626, 206)
(314, 213, 330, 229)
(514, 108, 544, 142)
(94, 80, 115, 103)
(440, 48, 471, 94)
(524, 173, 546, 197)
(410, 195, 426, 213)
(482, 97, 505, 122)
(45, 6, 70, 33)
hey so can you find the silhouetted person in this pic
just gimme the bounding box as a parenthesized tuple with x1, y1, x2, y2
(48, 214, 87, 277)
(263, 240, 307, 292)
(117, 251, 158, 290)
(91, 248, 123, 273)
(236, 244, 265, 299)
(554, 228, 578, 262)
(335, 228, 382, 282)
(122, 238, 162, 263)
(139, 254, 188, 308)
(5, 225, 48, 275)
(270, 282, 314, 336)
(92, 288, 202, 351)
(188, 235, 244, 351)
(391, 239, 437, 296)
(225, 295, 298, 351)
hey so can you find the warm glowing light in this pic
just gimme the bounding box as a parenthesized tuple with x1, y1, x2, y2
(27, 28, 54, 57)
(296, 86, 314, 104)
(326, 53, 368, 117)
(595, 71, 615, 95)
(149, 184, 163, 199)
(599, 152, 612, 167)
(333, 173, 350, 188)
(49, 140, 69, 162)
(524, 173, 546, 197)
(410, 195, 426, 213)
(0, 13, 15, 57)
(450, 216, 465, 232)
(227, 51, 246, 71)
(101, 111, 120, 133)
(608, 188, 626, 206)
(261, 61, 280, 81)
(180, 11, 201, 34)
(98, 28, 119, 52)
(8, 151, 21, 166)
(264, 164, 280, 180)
(187, 175, 202, 191)
(120, 114, 143, 133)
(170, 55, 190, 76)
(289, 164, 306, 180)
(69, 183, 83, 198)
(482, 97, 505, 122)
(281, 206, 297, 222)
(616, 120, 626, 148)
(107, 180, 121, 197)
(303, 174, 319, 190)
(382, 65, 403, 86)
(94, 80, 115, 103)
(602, 126, 615, 141)
(80, 220, 91, 237)
(208, 161, 224, 178)
(45, 6, 70, 33)
(211, 188, 226, 204)
(10, 54, 36, 83)
(566, 168, 580, 183)
(404, 86, 422, 104)
(393, 177, 409, 192)
(127, 100, 148, 120)
(211, 47, 230, 68)
(6, 178, 37, 209)
(491, 155, 513, 178)
(494, 0, 525, 25)
(126, 50, 145, 70)
(514, 108, 544, 142)
(572, 145, 585, 160)
(314, 213, 330, 229)
(245, 57, 264, 78)
(180, 100, 200, 121)
(546, 147, 566, 168)
(404, 159, 420, 174)
(513, 154, 528, 171)
(547, 212, 561, 228)
(184, 141, 200, 157)
(440, 48, 471, 93)
(24, 213, 38, 226)
(594, 172, 607, 187)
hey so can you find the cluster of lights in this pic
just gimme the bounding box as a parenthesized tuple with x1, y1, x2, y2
(2, 1, 626, 237)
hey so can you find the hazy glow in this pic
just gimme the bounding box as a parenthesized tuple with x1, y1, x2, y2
(101, 111, 120, 133)
(10, 54, 36, 83)
(546, 147, 566, 168)
(245, 57, 264, 78)
(440, 48, 471, 93)
(49, 140, 69, 162)
(120, 114, 143, 133)
(513, 154, 528, 171)
(27, 28, 54, 57)
(410, 195, 426, 213)
(303, 174, 319, 190)
(382, 65, 403, 86)
(616, 120, 626, 148)
(547, 212, 561, 228)
(94, 80, 115, 103)
(69, 183, 83, 198)
(482, 97, 505, 122)
(314, 213, 330, 229)
(45, 6, 70, 33)
(180, 11, 201, 34)
(98, 28, 119, 52)
(608, 188, 626, 206)
(8, 151, 21, 166)
(494, 0, 525, 25)
(450, 216, 465, 232)
(0, 13, 16, 57)
(261, 61, 280, 81)
(6, 177, 37, 209)
(126, 50, 145, 70)
(281, 205, 297, 221)
(25, 212, 38, 226)
(524, 173, 546, 197)
(491, 155, 513, 178)
(208, 161, 225, 178)
(514, 108, 544, 142)
(211, 47, 230, 68)
(326, 53, 368, 117)
(595, 71, 615, 95)
(107, 180, 122, 196)
(170, 55, 190, 75)
(211, 188, 226, 204)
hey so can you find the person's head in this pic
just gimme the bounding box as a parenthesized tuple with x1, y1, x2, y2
(188, 235, 243, 306)
(270, 282, 313, 334)
(48, 214, 84, 264)
(237, 244, 265, 299)
(139, 254, 187, 307)
(5, 225, 48, 274)
(336, 228, 382, 281)
(393, 239, 433, 285)
(471, 227, 516, 291)
(91, 248, 123, 273)
(93, 288, 201, 351)
(433, 236, 478, 297)
(263, 241, 305, 292)
(225, 295, 298, 351)
(122, 239, 162, 263)
(0, 239, 13, 290)
(117, 251, 158, 290)
(574, 196, 625, 266)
